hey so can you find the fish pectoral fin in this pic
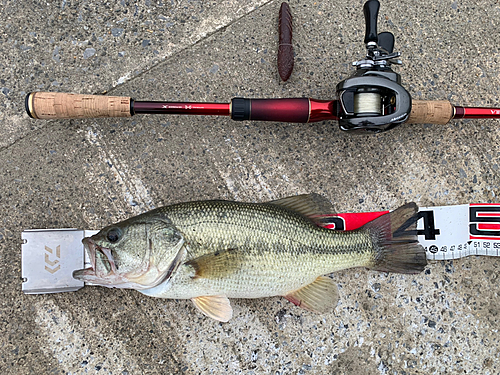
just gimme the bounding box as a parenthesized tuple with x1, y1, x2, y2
(284, 276, 339, 314)
(185, 249, 242, 279)
(191, 295, 233, 322)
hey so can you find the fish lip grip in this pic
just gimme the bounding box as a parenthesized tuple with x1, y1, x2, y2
(336, 70, 412, 133)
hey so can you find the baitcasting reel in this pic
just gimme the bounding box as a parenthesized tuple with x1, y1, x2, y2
(336, 0, 412, 133)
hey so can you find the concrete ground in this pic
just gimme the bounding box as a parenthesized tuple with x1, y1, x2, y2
(1, 0, 499, 373)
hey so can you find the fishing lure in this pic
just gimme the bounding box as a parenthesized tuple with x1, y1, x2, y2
(278, 2, 294, 81)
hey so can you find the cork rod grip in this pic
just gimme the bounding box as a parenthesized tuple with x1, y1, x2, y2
(26, 92, 133, 119)
(406, 100, 454, 125)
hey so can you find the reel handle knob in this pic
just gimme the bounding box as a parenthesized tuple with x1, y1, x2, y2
(363, 0, 380, 45)
(377, 32, 395, 54)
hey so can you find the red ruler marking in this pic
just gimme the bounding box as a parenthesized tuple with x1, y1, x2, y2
(336, 211, 388, 230)
(477, 223, 500, 230)
(315, 211, 388, 231)
(477, 212, 500, 217)
(470, 236, 500, 240)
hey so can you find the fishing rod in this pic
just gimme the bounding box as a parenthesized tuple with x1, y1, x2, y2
(25, 0, 500, 133)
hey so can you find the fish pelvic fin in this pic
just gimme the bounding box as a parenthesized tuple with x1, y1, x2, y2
(191, 295, 233, 322)
(284, 276, 339, 313)
(365, 202, 427, 274)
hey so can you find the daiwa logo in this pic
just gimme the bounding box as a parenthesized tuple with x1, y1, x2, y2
(45, 245, 61, 274)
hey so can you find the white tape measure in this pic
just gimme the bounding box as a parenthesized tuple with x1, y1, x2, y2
(418, 204, 500, 260)
(322, 204, 500, 261)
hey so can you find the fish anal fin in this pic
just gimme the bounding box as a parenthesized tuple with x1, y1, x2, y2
(185, 249, 241, 279)
(191, 295, 233, 322)
(269, 194, 336, 219)
(284, 276, 339, 314)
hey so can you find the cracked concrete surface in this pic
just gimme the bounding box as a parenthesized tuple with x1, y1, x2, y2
(1, 0, 499, 374)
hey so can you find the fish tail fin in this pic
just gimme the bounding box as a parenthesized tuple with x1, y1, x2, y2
(364, 202, 427, 274)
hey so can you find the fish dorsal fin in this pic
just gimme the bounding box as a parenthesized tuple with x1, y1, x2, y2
(185, 249, 242, 279)
(191, 295, 233, 322)
(284, 276, 339, 313)
(269, 194, 336, 223)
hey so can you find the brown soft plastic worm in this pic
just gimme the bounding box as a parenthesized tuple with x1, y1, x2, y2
(278, 2, 294, 81)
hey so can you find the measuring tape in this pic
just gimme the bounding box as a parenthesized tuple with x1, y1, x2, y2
(324, 203, 500, 261)
(21, 203, 500, 294)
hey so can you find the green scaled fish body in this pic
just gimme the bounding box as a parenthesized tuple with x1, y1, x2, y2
(74, 194, 426, 321)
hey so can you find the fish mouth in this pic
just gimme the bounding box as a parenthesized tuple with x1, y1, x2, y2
(73, 237, 185, 290)
(72, 237, 145, 289)
(73, 238, 120, 285)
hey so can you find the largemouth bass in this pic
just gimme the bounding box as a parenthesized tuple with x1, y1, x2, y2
(73, 194, 426, 321)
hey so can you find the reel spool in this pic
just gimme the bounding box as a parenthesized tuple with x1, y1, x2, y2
(353, 91, 382, 115)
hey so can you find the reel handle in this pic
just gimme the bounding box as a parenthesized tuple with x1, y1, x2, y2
(26, 92, 132, 119)
(363, 0, 380, 44)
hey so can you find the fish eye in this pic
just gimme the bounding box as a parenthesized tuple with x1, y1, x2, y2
(106, 228, 122, 243)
